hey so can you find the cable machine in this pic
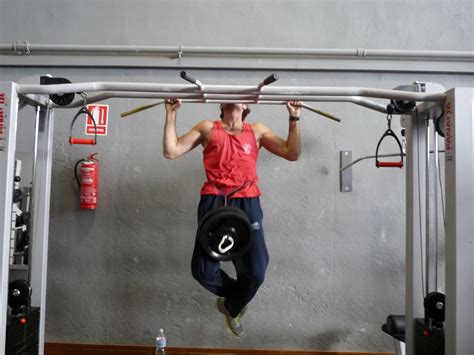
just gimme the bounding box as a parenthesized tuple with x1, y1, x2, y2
(0, 74, 472, 355)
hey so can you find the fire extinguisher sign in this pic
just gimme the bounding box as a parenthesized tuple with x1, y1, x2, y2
(85, 104, 109, 136)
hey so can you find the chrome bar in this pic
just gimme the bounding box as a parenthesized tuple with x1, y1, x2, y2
(17, 82, 446, 102)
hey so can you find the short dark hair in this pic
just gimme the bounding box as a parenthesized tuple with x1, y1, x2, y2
(220, 107, 251, 121)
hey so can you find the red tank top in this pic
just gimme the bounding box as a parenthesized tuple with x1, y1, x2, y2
(200, 120, 261, 198)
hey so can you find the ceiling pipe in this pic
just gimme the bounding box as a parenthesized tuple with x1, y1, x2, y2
(2, 42, 473, 61)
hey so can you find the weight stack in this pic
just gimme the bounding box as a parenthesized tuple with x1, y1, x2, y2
(6, 307, 40, 355)
(415, 318, 444, 355)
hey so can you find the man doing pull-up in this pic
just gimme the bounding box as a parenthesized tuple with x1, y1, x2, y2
(163, 100, 301, 336)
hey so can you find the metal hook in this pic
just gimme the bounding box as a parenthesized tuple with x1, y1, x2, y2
(386, 113, 392, 130)
(79, 92, 88, 109)
(218, 235, 234, 254)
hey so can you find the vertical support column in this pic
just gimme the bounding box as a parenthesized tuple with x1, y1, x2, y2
(29, 105, 54, 355)
(405, 108, 427, 355)
(444, 88, 474, 355)
(0, 82, 18, 354)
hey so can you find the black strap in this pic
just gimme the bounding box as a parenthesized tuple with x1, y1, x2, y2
(213, 182, 252, 206)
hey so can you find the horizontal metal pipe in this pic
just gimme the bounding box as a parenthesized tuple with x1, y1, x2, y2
(21, 92, 384, 118)
(23, 90, 386, 113)
(2, 43, 473, 60)
(19, 94, 50, 107)
(262, 86, 445, 102)
(17, 82, 446, 102)
(340, 150, 446, 172)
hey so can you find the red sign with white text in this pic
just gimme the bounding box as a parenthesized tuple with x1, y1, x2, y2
(85, 104, 109, 136)
(0, 92, 6, 148)
(445, 100, 453, 161)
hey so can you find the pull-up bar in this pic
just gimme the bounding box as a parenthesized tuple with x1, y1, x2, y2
(117, 72, 342, 122)
(17, 82, 446, 101)
(119, 99, 342, 122)
(16, 73, 446, 123)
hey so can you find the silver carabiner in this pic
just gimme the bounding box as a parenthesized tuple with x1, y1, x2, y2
(218, 235, 235, 254)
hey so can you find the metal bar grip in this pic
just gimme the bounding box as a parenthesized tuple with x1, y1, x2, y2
(375, 129, 404, 168)
(69, 138, 96, 145)
(180, 71, 197, 84)
(69, 106, 97, 145)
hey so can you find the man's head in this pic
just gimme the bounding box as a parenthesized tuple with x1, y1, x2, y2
(220, 103, 251, 121)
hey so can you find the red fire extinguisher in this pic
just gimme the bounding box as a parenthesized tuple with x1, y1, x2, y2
(74, 153, 99, 209)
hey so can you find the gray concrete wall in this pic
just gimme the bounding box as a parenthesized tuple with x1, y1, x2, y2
(1, 0, 473, 352)
(1, 0, 473, 49)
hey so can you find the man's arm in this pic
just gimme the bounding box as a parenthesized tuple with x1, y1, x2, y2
(256, 101, 301, 161)
(163, 99, 207, 159)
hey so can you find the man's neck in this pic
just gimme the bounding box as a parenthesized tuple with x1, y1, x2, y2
(222, 116, 243, 130)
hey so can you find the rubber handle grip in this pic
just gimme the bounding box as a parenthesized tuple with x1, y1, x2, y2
(69, 138, 95, 145)
(120, 101, 163, 118)
(300, 103, 342, 123)
(376, 161, 403, 168)
(180, 71, 197, 84)
(262, 73, 279, 86)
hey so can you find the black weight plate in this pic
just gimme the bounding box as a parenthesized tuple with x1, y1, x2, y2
(197, 206, 230, 236)
(208, 220, 250, 260)
(197, 206, 249, 241)
(200, 207, 251, 261)
(200, 206, 249, 239)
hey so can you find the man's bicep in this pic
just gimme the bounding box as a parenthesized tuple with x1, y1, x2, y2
(176, 127, 203, 156)
(261, 130, 288, 158)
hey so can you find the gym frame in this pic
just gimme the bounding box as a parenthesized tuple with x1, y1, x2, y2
(0, 76, 472, 355)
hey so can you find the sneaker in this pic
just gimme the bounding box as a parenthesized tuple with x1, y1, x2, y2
(216, 297, 244, 337)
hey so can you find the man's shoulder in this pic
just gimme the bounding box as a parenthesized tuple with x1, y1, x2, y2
(195, 119, 215, 131)
(249, 121, 269, 133)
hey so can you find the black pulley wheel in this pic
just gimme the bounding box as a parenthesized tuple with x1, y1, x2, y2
(50, 92, 75, 106)
(391, 98, 416, 114)
(8, 279, 32, 311)
(434, 112, 445, 137)
(199, 206, 252, 261)
(424, 291, 445, 324)
(40, 76, 75, 106)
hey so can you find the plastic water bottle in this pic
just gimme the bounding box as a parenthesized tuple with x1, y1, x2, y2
(155, 328, 167, 355)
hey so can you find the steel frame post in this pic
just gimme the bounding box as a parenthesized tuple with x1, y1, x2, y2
(444, 88, 474, 355)
(405, 105, 429, 355)
(29, 104, 54, 355)
(0, 82, 19, 353)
